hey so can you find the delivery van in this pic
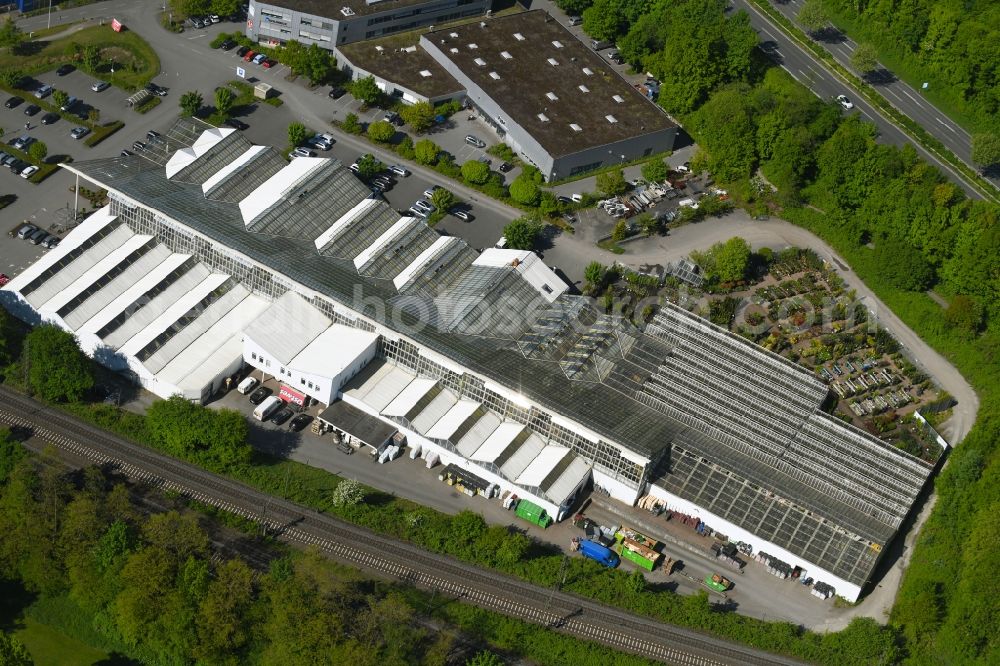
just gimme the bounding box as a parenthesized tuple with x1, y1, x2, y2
(253, 395, 282, 421)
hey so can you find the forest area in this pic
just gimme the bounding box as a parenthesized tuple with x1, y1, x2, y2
(557, 0, 1000, 662)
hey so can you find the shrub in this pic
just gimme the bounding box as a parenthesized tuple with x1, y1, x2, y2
(508, 174, 540, 206)
(367, 119, 395, 143)
(414, 139, 440, 165)
(461, 160, 490, 184)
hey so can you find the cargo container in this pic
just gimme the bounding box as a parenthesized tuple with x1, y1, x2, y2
(514, 499, 553, 528)
(704, 573, 732, 592)
(576, 538, 620, 568)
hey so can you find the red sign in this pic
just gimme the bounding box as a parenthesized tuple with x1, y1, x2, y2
(111, 18, 122, 32)
(247, 19, 253, 28)
(279, 384, 306, 406)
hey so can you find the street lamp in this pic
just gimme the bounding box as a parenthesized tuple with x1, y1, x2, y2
(47, 0, 53, 30)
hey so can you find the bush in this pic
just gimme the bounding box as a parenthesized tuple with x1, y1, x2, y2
(367, 119, 395, 143)
(641, 159, 669, 182)
(24, 325, 94, 403)
(414, 139, 440, 165)
(508, 174, 540, 206)
(461, 160, 490, 185)
(596, 169, 629, 196)
(341, 112, 362, 134)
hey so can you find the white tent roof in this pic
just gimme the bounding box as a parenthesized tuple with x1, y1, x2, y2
(410, 387, 458, 433)
(201, 144, 269, 195)
(238, 157, 325, 227)
(515, 444, 570, 487)
(425, 399, 481, 440)
(244, 291, 330, 364)
(392, 236, 458, 291)
(353, 216, 419, 270)
(165, 127, 234, 179)
(288, 323, 379, 377)
(470, 421, 525, 463)
(382, 377, 437, 418)
(313, 197, 381, 251)
(455, 410, 502, 457)
(473, 249, 566, 302)
(350, 363, 414, 411)
(500, 432, 547, 480)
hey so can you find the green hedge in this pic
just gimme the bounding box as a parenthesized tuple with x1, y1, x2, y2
(83, 120, 125, 147)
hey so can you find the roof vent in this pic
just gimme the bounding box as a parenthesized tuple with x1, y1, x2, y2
(340, 6, 355, 16)
(468, 43, 478, 49)
(403, 45, 417, 53)
(449, 32, 459, 38)
(489, 71, 500, 79)
(514, 32, 525, 41)
(612, 94, 624, 103)
(547, 57, 558, 66)
(552, 40, 563, 48)
(501, 50, 512, 59)
(582, 67, 593, 75)
(569, 123, 582, 132)
(578, 84, 589, 93)
(474, 57, 486, 66)
(545, 91, 558, 101)
(419, 70, 433, 77)
(375, 45, 384, 52)
(450, 47, 459, 54)
(606, 114, 618, 124)
(537, 113, 550, 122)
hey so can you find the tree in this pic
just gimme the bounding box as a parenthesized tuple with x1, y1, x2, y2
(430, 188, 456, 212)
(366, 119, 395, 143)
(27, 141, 47, 164)
(582, 0, 622, 42)
(305, 43, 334, 85)
(461, 160, 490, 185)
(280, 40, 307, 75)
(87, 108, 100, 127)
(146, 397, 250, 470)
(414, 139, 440, 165)
(873, 238, 935, 291)
(699, 236, 751, 284)
(465, 651, 504, 666)
(501, 215, 543, 250)
(641, 159, 669, 182)
(210, 0, 240, 17)
(0, 18, 24, 52)
(797, 0, 828, 34)
(82, 45, 101, 71)
(399, 101, 435, 133)
(508, 174, 541, 206)
(179, 91, 203, 117)
(944, 295, 984, 337)
(0, 68, 24, 88)
(0, 632, 32, 666)
(596, 169, 628, 196)
(194, 558, 254, 662)
(214, 86, 236, 117)
(52, 90, 70, 111)
(971, 133, 1000, 168)
(584, 261, 606, 294)
(24, 325, 93, 402)
(850, 42, 879, 76)
(611, 219, 628, 242)
(349, 75, 381, 107)
(341, 112, 361, 134)
(287, 121, 308, 148)
(355, 154, 384, 180)
(330, 479, 365, 507)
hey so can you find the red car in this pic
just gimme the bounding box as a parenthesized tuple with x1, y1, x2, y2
(0, 274, 9, 287)
(262, 58, 276, 69)
(243, 50, 256, 62)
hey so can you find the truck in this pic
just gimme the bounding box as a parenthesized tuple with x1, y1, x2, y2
(704, 573, 732, 593)
(514, 499, 553, 528)
(575, 538, 620, 568)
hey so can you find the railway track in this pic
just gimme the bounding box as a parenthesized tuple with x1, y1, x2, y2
(0, 386, 806, 666)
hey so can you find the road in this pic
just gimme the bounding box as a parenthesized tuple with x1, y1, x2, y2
(760, 0, 995, 193)
(0, 384, 809, 666)
(728, 0, 985, 198)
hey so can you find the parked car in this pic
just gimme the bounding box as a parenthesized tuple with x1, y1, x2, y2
(248, 386, 272, 405)
(10, 160, 30, 175)
(836, 94, 854, 110)
(4, 96, 23, 108)
(243, 50, 257, 62)
(567, 15, 582, 26)
(290, 147, 315, 158)
(408, 206, 428, 218)
(464, 134, 486, 148)
(608, 51, 625, 64)
(59, 96, 78, 112)
(28, 228, 48, 244)
(120, 149, 133, 157)
(90, 80, 110, 92)
(208, 14, 220, 23)
(498, 162, 512, 173)
(132, 141, 146, 151)
(33, 84, 53, 99)
(413, 199, 435, 213)
(145, 83, 168, 97)
(16, 224, 37, 239)
(253, 53, 267, 65)
(224, 118, 249, 130)
(236, 46, 251, 57)
(0, 274, 9, 287)
(451, 208, 473, 221)
(70, 126, 90, 140)
(262, 58, 276, 68)
(42, 235, 60, 249)
(41, 112, 59, 125)
(56, 64, 75, 76)
(10, 135, 33, 150)
(328, 86, 346, 99)
(146, 129, 162, 142)
(423, 185, 440, 198)
(20, 165, 38, 179)
(270, 407, 294, 425)
(288, 413, 312, 431)
(220, 39, 237, 50)
(388, 164, 409, 177)
(23, 104, 40, 116)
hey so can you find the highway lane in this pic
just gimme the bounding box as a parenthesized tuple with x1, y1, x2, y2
(0, 385, 809, 666)
(768, 0, 988, 187)
(731, 0, 984, 198)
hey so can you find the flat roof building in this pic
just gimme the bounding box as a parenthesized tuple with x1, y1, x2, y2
(247, 0, 490, 48)
(1, 120, 933, 602)
(420, 11, 678, 180)
(336, 35, 464, 105)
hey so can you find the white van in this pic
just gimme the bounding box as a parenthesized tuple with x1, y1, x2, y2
(253, 395, 282, 421)
(237, 376, 258, 394)
(494, 236, 507, 249)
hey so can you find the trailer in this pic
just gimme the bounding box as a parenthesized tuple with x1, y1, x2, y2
(704, 573, 732, 592)
(514, 499, 553, 528)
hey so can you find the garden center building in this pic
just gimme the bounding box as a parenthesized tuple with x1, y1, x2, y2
(0, 121, 932, 602)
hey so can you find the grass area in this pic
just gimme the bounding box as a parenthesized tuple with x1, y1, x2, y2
(133, 96, 161, 114)
(16, 618, 110, 666)
(26, 20, 85, 41)
(597, 238, 626, 254)
(0, 25, 160, 92)
(263, 96, 283, 107)
(83, 120, 125, 147)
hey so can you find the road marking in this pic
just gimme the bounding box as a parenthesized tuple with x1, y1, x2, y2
(936, 117, 957, 133)
(900, 88, 925, 108)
